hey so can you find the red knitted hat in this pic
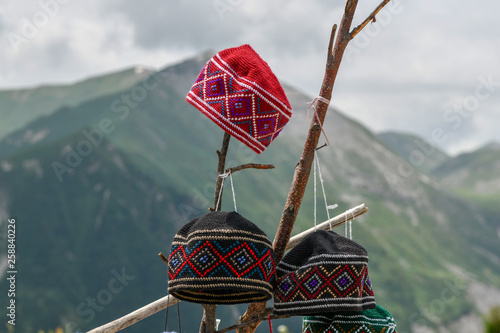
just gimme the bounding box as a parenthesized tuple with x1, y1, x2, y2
(186, 44, 292, 154)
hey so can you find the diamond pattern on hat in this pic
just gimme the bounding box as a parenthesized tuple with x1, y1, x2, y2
(304, 272, 324, 295)
(168, 247, 185, 271)
(262, 255, 275, 279)
(257, 117, 276, 136)
(229, 96, 252, 117)
(273, 230, 376, 315)
(228, 246, 256, 272)
(186, 44, 292, 154)
(276, 275, 296, 299)
(206, 77, 226, 97)
(167, 211, 276, 304)
(190, 245, 218, 275)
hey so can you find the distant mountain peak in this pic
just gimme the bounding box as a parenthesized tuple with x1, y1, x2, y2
(479, 140, 500, 152)
(133, 65, 155, 75)
(377, 130, 450, 173)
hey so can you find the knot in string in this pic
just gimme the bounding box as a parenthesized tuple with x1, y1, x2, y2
(215, 171, 238, 212)
(307, 97, 331, 146)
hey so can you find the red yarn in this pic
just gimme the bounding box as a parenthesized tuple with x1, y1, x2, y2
(186, 44, 292, 154)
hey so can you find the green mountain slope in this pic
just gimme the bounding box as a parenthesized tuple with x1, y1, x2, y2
(0, 129, 195, 331)
(432, 142, 500, 214)
(377, 131, 450, 173)
(0, 53, 499, 333)
(0, 66, 153, 141)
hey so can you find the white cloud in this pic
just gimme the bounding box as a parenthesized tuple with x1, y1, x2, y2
(0, 0, 499, 154)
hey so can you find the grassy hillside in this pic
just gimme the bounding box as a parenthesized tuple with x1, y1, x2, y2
(377, 131, 450, 173)
(432, 143, 500, 214)
(0, 66, 152, 141)
(0, 53, 499, 333)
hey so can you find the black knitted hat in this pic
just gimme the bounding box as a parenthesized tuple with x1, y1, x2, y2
(168, 211, 276, 304)
(273, 230, 375, 315)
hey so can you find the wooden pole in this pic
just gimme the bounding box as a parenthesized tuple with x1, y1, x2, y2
(285, 203, 367, 251)
(86, 295, 180, 333)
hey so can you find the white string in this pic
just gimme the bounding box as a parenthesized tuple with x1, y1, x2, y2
(316, 152, 337, 230)
(215, 172, 238, 212)
(342, 209, 356, 239)
(306, 97, 331, 146)
(306, 97, 331, 121)
(345, 211, 348, 238)
(229, 172, 237, 212)
(349, 210, 355, 240)
(349, 217, 352, 239)
(215, 172, 230, 211)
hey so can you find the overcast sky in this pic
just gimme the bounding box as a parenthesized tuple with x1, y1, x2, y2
(1, 0, 499, 155)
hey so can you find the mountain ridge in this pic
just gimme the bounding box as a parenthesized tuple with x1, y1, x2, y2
(0, 51, 499, 333)
(0, 66, 154, 143)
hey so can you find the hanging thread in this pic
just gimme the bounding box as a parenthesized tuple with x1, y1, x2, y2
(215, 171, 238, 212)
(215, 172, 229, 211)
(349, 210, 355, 240)
(315, 152, 338, 229)
(345, 211, 348, 238)
(306, 97, 331, 146)
(163, 295, 181, 333)
(349, 215, 352, 240)
(343, 209, 355, 240)
(164, 295, 169, 332)
(229, 172, 237, 212)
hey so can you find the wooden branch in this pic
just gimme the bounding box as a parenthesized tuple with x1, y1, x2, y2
(274, 0, 358, 276)
(86, 295, 180, 333)
(350, 0, 391, 38)
(226, 163, 275, 174)
(200, 304, 217, 333)
(211, 132, 231, 211)
(158, 252, 169, 266)
(286, 203, 367, 251)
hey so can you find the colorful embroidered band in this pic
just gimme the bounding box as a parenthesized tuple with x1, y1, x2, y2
(168, 211, 276, 304)
(273, 230, 375, 315)
(302, 304, 397, 333)
(186, 44, 293, 154)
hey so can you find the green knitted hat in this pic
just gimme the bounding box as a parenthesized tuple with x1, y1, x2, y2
(302, 304, 397, 333)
